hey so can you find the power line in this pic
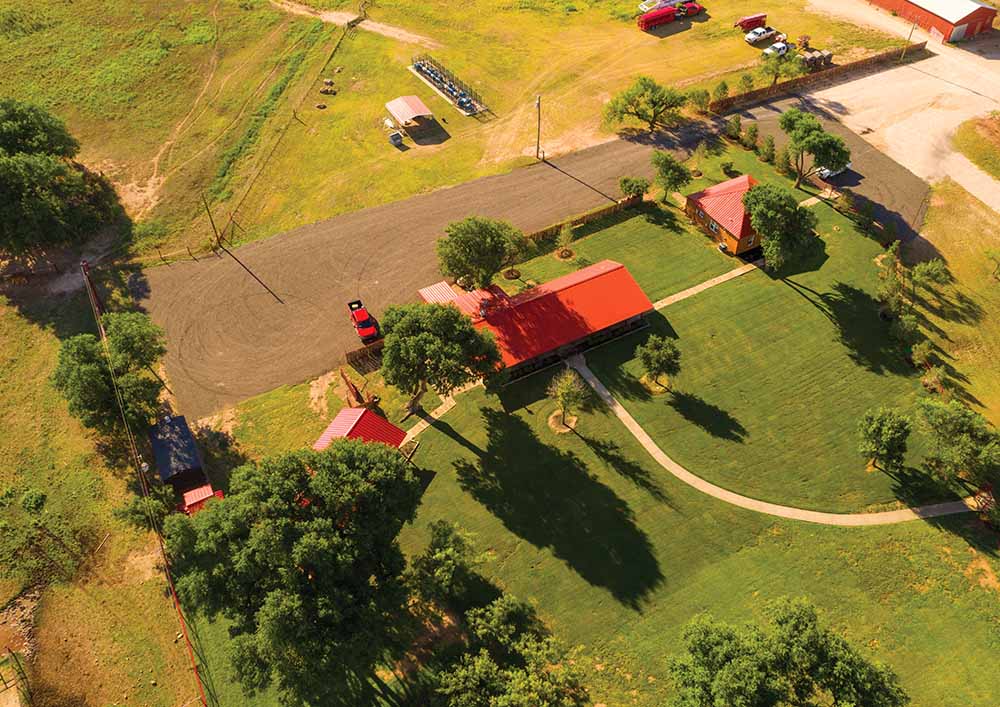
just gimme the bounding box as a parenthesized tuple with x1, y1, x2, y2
(80, 262, 210, 707)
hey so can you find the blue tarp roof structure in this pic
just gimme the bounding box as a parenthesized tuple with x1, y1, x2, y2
(149, 415, 204, 484)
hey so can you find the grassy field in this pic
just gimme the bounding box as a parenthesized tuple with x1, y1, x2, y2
(403, 375, 1000, 706)
(0, 292, 191, 706)
(904, 180, 1000, 423)
(952, 113, 1000, 181)
(585, 194, 957, 512)
(498, 203, 735, 299)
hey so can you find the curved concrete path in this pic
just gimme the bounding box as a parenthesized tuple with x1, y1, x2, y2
(566, 356, 977, 527)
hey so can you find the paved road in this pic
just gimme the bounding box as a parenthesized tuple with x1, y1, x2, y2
(142, 134, 706, 419)
(567, 355, 976, 526)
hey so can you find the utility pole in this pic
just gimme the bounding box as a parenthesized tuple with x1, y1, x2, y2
(535, 95, 542, 161)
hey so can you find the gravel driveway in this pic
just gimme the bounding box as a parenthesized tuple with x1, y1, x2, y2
(141, 133, 707, 419)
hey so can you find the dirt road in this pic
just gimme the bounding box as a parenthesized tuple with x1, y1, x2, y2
(269, 0, 441, 48)
(142, 133, 705, 419)
(806, 0, 1000, 212)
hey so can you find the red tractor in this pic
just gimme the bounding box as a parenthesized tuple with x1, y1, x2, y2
(348, 300, 381, 343)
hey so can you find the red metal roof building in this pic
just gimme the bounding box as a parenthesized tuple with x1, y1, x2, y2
(313, 408, 406, 451)
(419, 260, 653, 377)
(867, 0, 995, 41)
(685, 174, 760, 256)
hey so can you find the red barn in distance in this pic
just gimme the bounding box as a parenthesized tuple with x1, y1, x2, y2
(868, 0, 995, 41)
(419, 260, 653, 379)
(312, 407, 407, 451)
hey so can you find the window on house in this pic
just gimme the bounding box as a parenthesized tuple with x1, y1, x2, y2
(747, 234, 755, 246)
(709, 221, 719, 233)
(697, 210, 705, 218)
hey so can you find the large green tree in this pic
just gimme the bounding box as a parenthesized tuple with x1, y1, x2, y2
(917, 398, 1000, 489)
(636, 334, 681, 390)
(604, 76, 688, 132)
(437, 594, 588, 706)
(858, 406, 911, 471)
(164, 442, 421, 706)
(0, 99, 120, 255)
(547, 368, 587, 428)
(742, 184, 818, 271)
(51, 311, 165, 436)
(381, 303, 503, 410)
(437, 217, 534, 289)
(758, 52, 806, 87)
(778, 108, 851, 188)
(0, 98, 79, 157)
(651, 150, 692, 201)
(669, 598, 908, 707)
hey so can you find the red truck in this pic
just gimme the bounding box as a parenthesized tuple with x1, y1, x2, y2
(637, 3, 701, 30)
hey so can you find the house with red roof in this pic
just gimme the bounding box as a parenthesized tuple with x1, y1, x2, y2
(419, 260, 653, 378)
(313, 407, 406, 451)
(685, 174, 760, 256)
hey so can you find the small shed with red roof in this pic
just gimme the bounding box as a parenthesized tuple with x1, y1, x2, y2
(313, 407, 406, 451)
(685, 174, 760, 256)
(419, 260, 653, 378)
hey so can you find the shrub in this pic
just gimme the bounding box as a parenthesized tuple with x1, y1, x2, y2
(759, 134, 775, 163)
(688, 88, 710, 113)
(712, 80, 730, 102)
(724, 114, 742, 140)
(619, 176, 651, 199)
(742, 123, 759, 150)
(776, 146, 792, 175)
(739, 73, 755, 93)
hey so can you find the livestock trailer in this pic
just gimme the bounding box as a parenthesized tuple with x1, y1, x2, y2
(638, 6, 677, 29)
(734, 13, 767, 30)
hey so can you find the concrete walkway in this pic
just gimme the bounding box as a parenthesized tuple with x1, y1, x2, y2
(566, 355, 976, 526)
(652, 260, 761, 310)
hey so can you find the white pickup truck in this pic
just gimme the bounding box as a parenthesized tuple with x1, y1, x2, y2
(745, 26, 782, 44)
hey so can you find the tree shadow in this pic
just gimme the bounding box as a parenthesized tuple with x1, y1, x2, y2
(574, 431, 672, 504)
(782, 279, 910, 375)
(768, 232, 829, 279)
(616, 118, 723, 152)
(194, 426, 250, 495)
(667, 391, 747, 442)
(454, 408, 663, 607)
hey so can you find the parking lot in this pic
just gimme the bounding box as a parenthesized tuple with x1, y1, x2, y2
(736, 96, 931, 239)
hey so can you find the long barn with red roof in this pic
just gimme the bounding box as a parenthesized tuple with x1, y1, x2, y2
(419, 260, 653, 378)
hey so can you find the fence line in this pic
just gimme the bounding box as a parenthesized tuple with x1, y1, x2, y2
(526, 195, 642, 243)
(708, 41, 928, 113)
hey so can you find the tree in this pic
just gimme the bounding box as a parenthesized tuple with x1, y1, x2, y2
(889, 312, 922, 348)
(651, 150, 692, 201)
(407, 520, 480, 606)
(775, 145, 792, 175)
(0, 99, 120, 256)
(742, 184, 818, 271)
(0, 98, 79, 157)
(778, 108, 851, 188)
(547, 368, 587, 427)
(877, 241, 907, 317)
(760, 135, 776, 163)
(437, 217, 533, 289)
(164, 442, 421, 706)
(604, 76, 688, 131)
(669, 597, 908, 707)
(619, 175, 651, 199)
(911, 339, 935, 369)
(858, 407, 911, 471)
(724, 114, 742, 141)
(51, 311, 165, 436)
(687, 88, 710, 113)
(742, 123, 759, 150)
(712, 80, 729, 102)
(437, 594, 588, 707)
(759, 52, 805, 87)
(917, 398, 1000, 488)
(381, 303, 503, 411)
(739, 73, 755, 93)
(910, 258, 949, 299)
(636, 335, 681, 389)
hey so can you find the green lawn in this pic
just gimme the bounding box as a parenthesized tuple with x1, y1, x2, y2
(404, 375, 1000, 707)
(500, 204, 736, 300)
(686, 137, 821, 197)
(952, 115, 1000, 181)
(586, 199, 962, 512)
